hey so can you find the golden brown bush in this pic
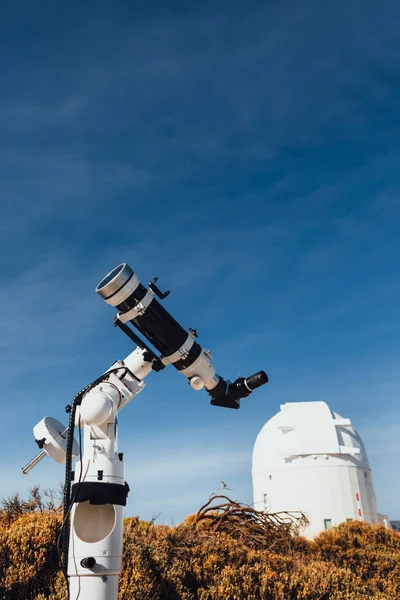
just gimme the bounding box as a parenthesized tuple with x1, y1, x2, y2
(0, 511, 61, 600)
(1, 500, 400, 600)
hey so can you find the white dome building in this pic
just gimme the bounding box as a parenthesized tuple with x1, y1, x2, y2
(252, 401, 383, 538)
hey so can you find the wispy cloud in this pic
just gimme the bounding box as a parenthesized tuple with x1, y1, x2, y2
(1, 0, 400, 526)
(123, 423, 253, 522)
(358, 412, 400, 518)
(0, 256, 97, 362)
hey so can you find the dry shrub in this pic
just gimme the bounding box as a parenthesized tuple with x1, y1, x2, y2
(1, 485, 62, 526)
(1, 492, 400, 600)
(188, 495, 308, 552)
(118, 509, 400, 600)
(311, 521, 400, 598)
(0, 511, 62, 600)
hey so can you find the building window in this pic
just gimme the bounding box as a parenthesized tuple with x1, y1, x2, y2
(263, 494, 268, 509)
(324, 519, 333, 530)
(269, 475, 272, 480)
(364, 471, 368, 478)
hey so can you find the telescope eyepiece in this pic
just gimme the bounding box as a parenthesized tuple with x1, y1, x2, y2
(210, 370, 268, 409)
(229, 370, 268, 401)
(244, 370, 268, 391)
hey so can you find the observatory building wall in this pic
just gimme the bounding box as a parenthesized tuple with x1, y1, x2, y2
(252, 401, 379, 538)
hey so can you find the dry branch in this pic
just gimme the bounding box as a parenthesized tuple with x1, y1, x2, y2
(190, 494, 308, 550)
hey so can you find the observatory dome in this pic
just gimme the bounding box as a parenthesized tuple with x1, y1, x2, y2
(252, 401, 379, 538)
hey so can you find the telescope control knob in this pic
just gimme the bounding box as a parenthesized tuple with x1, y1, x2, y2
(190, 376, 205, 391)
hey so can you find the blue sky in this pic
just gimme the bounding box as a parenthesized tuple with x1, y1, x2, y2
(1, 0, 399, 522)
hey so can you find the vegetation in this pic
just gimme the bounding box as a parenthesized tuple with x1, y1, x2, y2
(0, 488, 399, 600)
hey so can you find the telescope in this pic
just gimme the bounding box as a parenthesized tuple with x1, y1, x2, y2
(96, 263, 268, 409)
(22, 262, 268, 600)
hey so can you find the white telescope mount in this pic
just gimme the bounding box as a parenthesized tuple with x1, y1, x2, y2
(22, 345, 156, 600)
(21, 262, 268, 600)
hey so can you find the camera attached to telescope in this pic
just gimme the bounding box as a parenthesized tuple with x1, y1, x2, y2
(96, 263, 268, 409)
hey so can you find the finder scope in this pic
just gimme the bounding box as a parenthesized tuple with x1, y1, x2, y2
(96, 263, 268, 409)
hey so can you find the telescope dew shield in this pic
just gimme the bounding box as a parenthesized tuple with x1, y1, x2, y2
(96, 264, 202, 370)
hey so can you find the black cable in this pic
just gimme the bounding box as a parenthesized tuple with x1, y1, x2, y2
(56, 416, 82, 598)
(56, 367, 128, 598)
